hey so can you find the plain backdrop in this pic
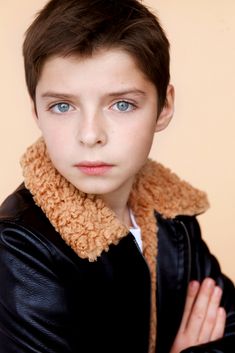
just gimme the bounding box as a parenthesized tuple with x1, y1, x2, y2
(0, 0, 235, 281)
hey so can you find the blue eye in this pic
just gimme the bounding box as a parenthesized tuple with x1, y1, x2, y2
(114, 101, 134, 112)
(51, 103, 72, 113)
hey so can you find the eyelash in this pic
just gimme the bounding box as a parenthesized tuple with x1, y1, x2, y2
(111, 100, 137, 112)
(48, 100, 137, 114)
(49, 102, 74, 114)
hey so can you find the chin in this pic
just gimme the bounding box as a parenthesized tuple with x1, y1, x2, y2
(72, 183, 113, 196)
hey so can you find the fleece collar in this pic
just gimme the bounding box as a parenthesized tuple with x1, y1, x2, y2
(21, 138, 209, 261)
(21, 137, 209, 353)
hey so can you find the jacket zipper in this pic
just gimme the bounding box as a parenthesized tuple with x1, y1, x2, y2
(178, 220, 192, 284)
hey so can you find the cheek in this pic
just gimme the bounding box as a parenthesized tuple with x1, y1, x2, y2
(41, 130, 70, 168)
(135, 132, 155, 158)
(131, 120, 156, 150)
(122, 125, 155, 169)
(39, 120, 69, 149)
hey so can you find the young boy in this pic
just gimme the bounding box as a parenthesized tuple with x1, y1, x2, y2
(0, 0, 234, 352)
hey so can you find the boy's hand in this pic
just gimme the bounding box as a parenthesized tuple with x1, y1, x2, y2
(169, 278, 226, 353)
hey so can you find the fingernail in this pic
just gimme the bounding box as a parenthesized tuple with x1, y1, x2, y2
(190, 280, 199, 288)
(218, 307, 226, 317)
(190, 280, 199, 292)
(214, 286, 222, 298)
(205, 278, 215, 289)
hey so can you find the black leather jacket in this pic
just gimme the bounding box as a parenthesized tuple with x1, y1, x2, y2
(0, 184, 234, 353)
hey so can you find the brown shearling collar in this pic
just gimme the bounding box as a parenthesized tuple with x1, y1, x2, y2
(21, 137, 209, 261)
(20, 137, 209, 353)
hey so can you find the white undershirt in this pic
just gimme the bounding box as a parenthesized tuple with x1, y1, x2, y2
(129, 210, 143, 252)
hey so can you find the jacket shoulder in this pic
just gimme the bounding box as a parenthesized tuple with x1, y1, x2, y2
(0, 183, 36, 221)
(0, 184, 77, 260)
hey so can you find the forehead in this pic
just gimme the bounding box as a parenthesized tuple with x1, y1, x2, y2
(37, 48, 156, 93)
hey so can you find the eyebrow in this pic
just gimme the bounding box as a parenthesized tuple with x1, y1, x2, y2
(41, 92, 77, 100)
(40, 89, 146, 100)
(107, 89, 146, 98)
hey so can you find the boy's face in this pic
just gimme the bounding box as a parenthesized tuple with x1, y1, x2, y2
(34, 49, 174, 203)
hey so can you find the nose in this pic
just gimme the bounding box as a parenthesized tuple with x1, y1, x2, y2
(77, 110, 107, 147)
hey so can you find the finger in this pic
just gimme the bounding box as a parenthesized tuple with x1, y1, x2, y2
(198, 286, 223, 343)
(186, 278, 215, 337)
(179, 281, 200, 332)
(211, 307, 226, 341)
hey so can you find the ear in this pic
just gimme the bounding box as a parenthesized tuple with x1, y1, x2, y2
(155, 84, 175, 132)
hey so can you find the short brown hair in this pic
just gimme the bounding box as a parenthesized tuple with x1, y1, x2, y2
(23, 0, 170, 111)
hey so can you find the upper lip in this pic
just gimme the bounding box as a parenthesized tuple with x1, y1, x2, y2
(75, 161, 113, 167)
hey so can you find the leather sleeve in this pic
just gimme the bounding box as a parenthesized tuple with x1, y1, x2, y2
(180, 216, 235, 353)
(0, 222, 74, 353)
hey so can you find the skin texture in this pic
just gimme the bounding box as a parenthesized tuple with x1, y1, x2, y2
(33, 48, 174, 224)
(170, 278, 226, 353)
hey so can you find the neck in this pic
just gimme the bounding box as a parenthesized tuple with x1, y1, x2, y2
(99, 186, 133, 228)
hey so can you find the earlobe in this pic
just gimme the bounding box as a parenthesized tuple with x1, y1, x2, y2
(155, 84, 175, 132)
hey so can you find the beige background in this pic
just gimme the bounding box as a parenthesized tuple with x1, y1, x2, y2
(0, 1, 234, 281)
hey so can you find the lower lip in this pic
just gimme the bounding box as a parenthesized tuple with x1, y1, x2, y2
(76, 165, 113, 175)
